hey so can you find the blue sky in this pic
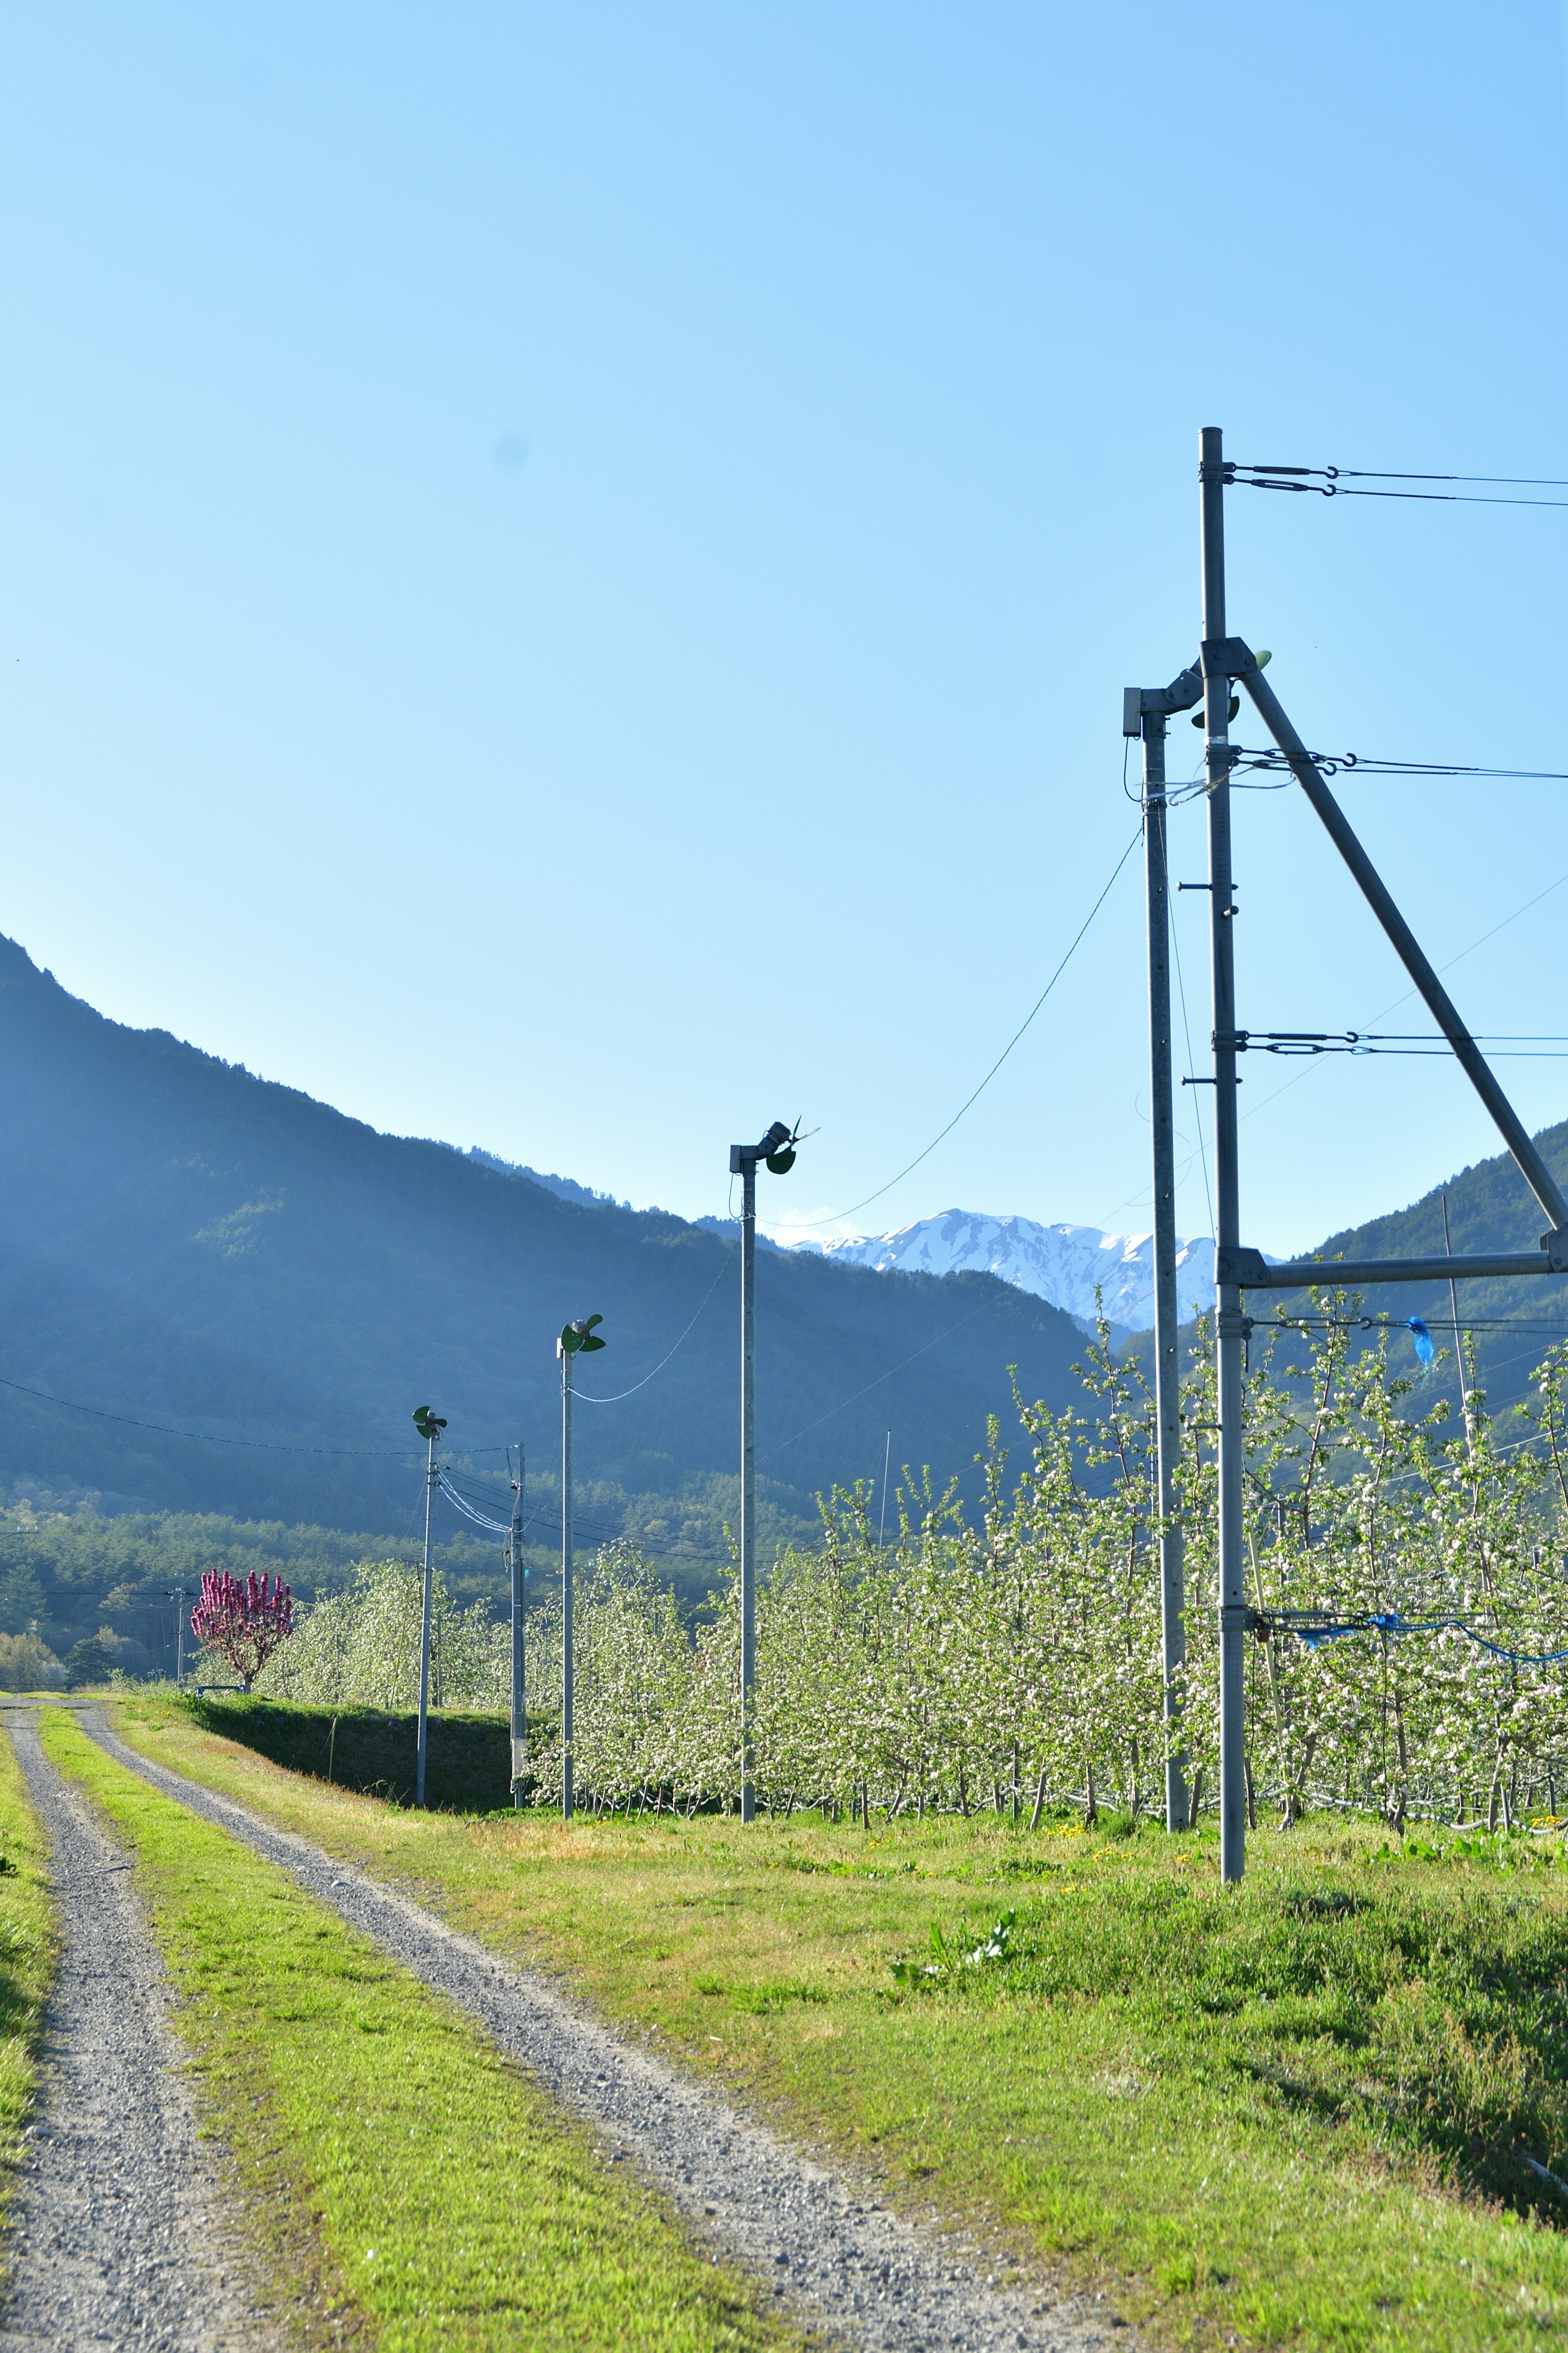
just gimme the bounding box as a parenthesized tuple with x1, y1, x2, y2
(3, 2, 1566, 1257)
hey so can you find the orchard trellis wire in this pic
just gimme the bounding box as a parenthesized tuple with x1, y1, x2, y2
(1124, 426, 1568, 1883)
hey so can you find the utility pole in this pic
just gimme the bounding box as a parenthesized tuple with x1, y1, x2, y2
(1441, 1192, 1474, 1455)
(557, 1316, 605, 1822)
(1199, 425, 1247, 1886)
(1125, 662, 1203, 1831)
(728, 1120, 799, 1822)
(509, 1439, 526, 1807)
(166, 1586, 192, 1689)
(412, 1406, 447, 1808)
(1143, 707, 1189, 1831)
(560, 1336, 575, 1822)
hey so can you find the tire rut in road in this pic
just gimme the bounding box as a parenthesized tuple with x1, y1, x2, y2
(0, 1712, 267, 2353)
(83, 1710, 1137, 2353)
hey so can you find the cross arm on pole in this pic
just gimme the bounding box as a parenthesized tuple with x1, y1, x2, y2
(1221, 1245, 1567, 1289)
(1203, 636, 1568, 1249)
(1123, 663, 1204, 737)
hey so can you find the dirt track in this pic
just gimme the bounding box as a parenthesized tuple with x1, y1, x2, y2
(0, 1709, 261, 2353)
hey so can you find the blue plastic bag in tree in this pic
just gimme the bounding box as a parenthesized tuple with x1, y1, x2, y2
(1408, 1316, 1434, 1367)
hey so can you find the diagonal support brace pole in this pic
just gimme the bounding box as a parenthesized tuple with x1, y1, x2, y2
(1205, 636, 1568, 1249)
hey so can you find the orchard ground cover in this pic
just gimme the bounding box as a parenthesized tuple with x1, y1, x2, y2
(38, 1707, 798, 2353)
(111, 1691, 1568, 2351)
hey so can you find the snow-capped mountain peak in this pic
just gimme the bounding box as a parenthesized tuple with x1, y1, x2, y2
(784, 1209, 1221, 1331)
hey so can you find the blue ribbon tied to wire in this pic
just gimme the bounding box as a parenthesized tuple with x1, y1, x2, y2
(1296, 1610, 1568, 1666)
(1408, 1316, 1434, 1367)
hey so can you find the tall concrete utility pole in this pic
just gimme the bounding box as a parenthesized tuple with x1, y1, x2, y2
(412, 1405, 447, 1807)
(1199, 425, 1248, 1886)
(728, 1119, 797, 1823)
(166, 1586, 192, 1689)
(561, 1345, 574, 1821)
(1125, 662, 1203, 1830)
(509, 1441, 526, 1807)
(557, 1315, 605, 1823)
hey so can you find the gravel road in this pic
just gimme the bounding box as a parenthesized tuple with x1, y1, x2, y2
(0, 1710, 262, 2353)
(82, 1709, 1137, 2353)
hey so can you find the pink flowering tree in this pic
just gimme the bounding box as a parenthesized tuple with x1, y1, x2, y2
(190, 1571, 294, 1691)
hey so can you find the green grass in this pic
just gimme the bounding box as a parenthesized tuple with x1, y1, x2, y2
(0, 1721, 55, 2286)
(37, 1707, 800, 2353)
(109, 1692, 1568, 2352)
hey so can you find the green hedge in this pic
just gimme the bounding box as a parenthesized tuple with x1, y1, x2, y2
(177, 1694, 531, 1812)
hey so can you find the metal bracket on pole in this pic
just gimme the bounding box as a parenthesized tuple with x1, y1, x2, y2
(1124, 665, 1204, 736)
(1221, 1244, 1568, 1290)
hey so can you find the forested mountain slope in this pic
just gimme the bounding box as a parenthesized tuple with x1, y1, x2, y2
(0, 937, 1090, 1532)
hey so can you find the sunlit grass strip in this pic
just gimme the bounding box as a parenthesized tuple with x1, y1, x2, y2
(0, 1721, 55, 2286)
(39, 1709, 795, 2353)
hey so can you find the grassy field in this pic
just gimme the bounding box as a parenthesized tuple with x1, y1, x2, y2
(105, 1691, 1568, 2351)
(0, 1718, 54, 2288)
(38, 1707, 800, 2353)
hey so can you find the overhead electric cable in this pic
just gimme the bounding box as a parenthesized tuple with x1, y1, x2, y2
(0, 1373, 416, 1457)
(761, 1293, 999, 1461)
(1232, 747, 1568, 782)
(437, 1472, 513, 1535)
(1239, 865, 1568, 1130)
(1169, 894, 1215, 1241)
(788, 829, 1141, 1233)
(1229, 462, 1568, 511)
(572, 1246, 737, 1404)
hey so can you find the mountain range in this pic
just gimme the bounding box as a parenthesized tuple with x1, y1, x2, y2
(1, 924, 1565, 1579)
(788, 1211, 1218, 1329)
(0, 936, 1093, 1541)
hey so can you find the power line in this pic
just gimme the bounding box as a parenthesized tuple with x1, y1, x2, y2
(762, 1293, 1000, 1461)
(786, 829, 1141, 1233)
(1169, 891, 1214, 1240)
(1238, 864, 1568, 1131)
(0, 1373, 418, 1458)
(572, 1246, 737, 1404)
(1229, 462, 1568, 512)
(1232, 747, 1568, 783)
(1243, 466, 1568, 487)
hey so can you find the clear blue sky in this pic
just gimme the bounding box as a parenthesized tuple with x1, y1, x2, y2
(3, 2, 1566, 1258)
